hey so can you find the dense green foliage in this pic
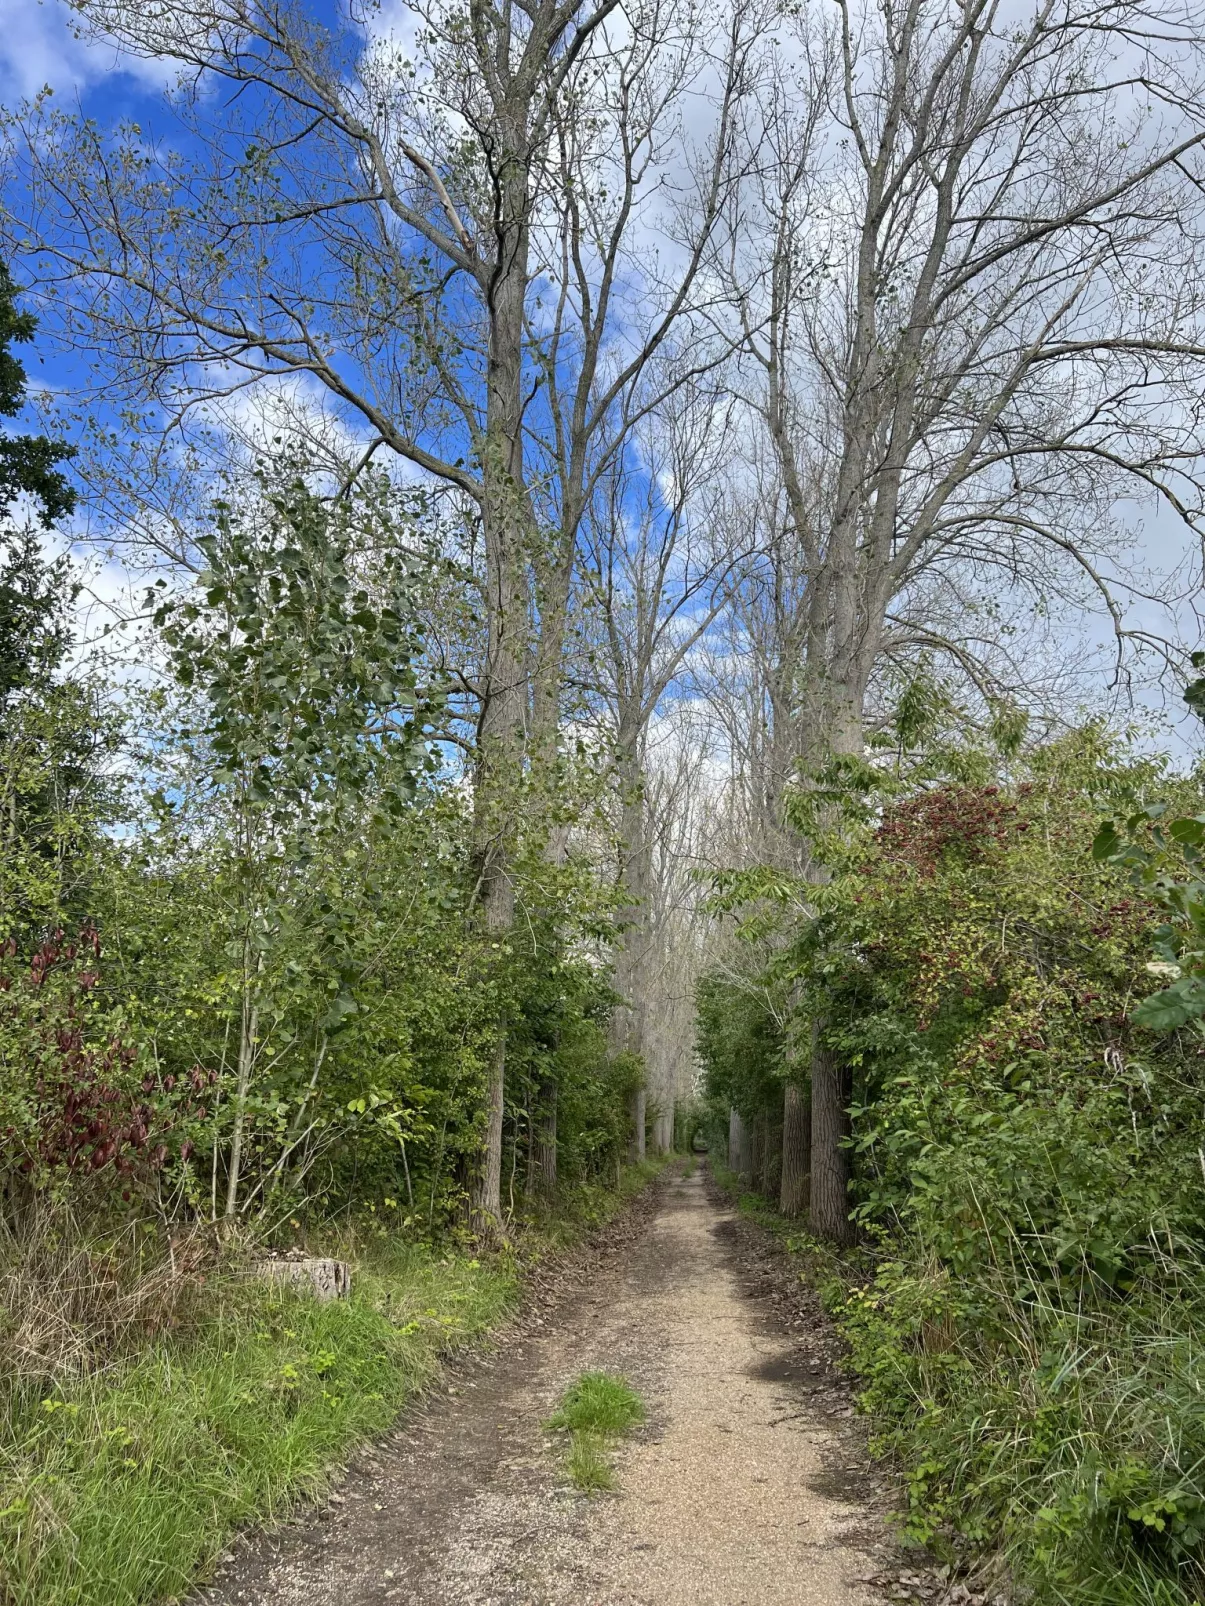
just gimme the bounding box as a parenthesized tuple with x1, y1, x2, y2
(0, 282, 655, 1604)
(697, 732, 1205, 1603)
(0, 467, 636, 1235)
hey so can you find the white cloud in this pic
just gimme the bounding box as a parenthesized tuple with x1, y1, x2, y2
(0, 0, 173, 100)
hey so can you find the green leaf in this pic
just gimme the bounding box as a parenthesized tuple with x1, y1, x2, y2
(1133, 975, 1205, 1030)
(1091, 821, 1122, 861)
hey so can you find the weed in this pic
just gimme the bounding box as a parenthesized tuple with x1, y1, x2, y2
(548, 1370, 645, 1437)
(565, 1431, 615, 1492)
(547, 1370, 645, 1493)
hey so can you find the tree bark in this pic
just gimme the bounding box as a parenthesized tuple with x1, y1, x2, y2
(611, 725, 651, 1164)
(749, 1114, 765, 1194)
(629, 1085, 647, 1162)
(470, 138, 533, 1227)
(780, 1081, 810, 1218)
(798, 685, 866, 1243)
(527, 1079, 557, 1199)
(474, 1036, 506, 1226)
(809, 1038, 853, 1244)
(653, 1100, 674, 1154)
(225, 997, 259, 1220)
(728, 1107, 751, 1185)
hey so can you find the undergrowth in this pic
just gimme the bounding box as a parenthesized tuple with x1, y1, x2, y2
(701, 749, 1205, 1606)
(0, 1161, 663, 1606)
(547, 1370, 645, 1493)
(717, 1172, 1205, 1606)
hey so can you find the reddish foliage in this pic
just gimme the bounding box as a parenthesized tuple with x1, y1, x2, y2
(877, 784, 1020, 875)
(1, 924, 213, 1195)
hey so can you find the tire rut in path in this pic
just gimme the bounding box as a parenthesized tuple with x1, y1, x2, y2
(195, 1168, 894, 1605)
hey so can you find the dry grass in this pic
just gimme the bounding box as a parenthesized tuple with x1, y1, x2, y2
(0, 1206, 214, 1396)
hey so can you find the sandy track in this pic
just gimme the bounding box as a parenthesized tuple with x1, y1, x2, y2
(195, 1167, 895, 1606)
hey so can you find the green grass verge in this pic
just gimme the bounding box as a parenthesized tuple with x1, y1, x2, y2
(0, 1163, 663, 1606)
(546, 1370, 645, 1493)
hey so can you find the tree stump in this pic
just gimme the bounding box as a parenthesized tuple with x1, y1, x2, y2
(252, 1256, 351, 1301)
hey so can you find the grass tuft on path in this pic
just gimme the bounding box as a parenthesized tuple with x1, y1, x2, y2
(548, 1370, 645, 1437)
(565, 1431, 616, 1492)
(547, 1370, 645, 1493)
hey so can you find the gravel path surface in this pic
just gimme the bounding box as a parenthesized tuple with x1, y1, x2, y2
(194, 1166, 901, 1605)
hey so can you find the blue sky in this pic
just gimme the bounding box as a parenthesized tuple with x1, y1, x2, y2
(5, 0, 1204, 762)
(3, 0, 169, 110)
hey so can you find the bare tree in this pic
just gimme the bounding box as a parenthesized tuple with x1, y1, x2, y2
(577, 378, 738, 1153)
(726, 0, 1205, 1239)
(5, 0, 753, 1222)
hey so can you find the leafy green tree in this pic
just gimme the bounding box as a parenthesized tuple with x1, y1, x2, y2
(0, 261, 76, 709)
(150, 470, 439, 1219)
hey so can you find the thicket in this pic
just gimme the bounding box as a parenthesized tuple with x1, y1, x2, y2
(1, 480, 637, 1246)
(697, 729, 1205, 1604)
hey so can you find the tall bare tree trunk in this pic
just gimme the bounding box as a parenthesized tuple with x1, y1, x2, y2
(809, 1038, 853, 1244)
(611, 726, 651, 1161)
(728, 1108, 751, 1185)
(630, 1086, 647, 1161)
(780, 1081, 810, 1217)
(750, 1114, 765, 1193)
(799, 684, 867, 1241)
(471, 146, 533, 1228)
(654, 1101, 674, 1153)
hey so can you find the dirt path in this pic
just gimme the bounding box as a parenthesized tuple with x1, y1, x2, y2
(195, 1167, 901, 1606)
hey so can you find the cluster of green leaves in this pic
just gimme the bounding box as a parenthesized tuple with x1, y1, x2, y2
(822, 738, 1205, 1601)
(1, 470, 636, 1236)
(695, 974, 784, 1137)
(1092, 801, 1205, 1030)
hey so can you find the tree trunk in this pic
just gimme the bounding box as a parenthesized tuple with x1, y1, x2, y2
(654, 1099, 674, 1153)
(225, 998, 259, 1220)
(470, 153, 532, 1227)
(797, 681, 867, 1244)
(809, 1038, 853, 1244)
(612, 727, 651, 1167)
(527, 1079, 557, 1199)
(473, 1036, 506, 1226)
(749, 1114, 764, 1194)
(728, 1108, 750, 1185)
(629, 1085, 646, 1162)
(780, 1081, 810, 1217)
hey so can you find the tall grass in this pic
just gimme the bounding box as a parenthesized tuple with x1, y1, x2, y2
(833, 1231, 1205, 1605)
(0, 1242, 515, 1606)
